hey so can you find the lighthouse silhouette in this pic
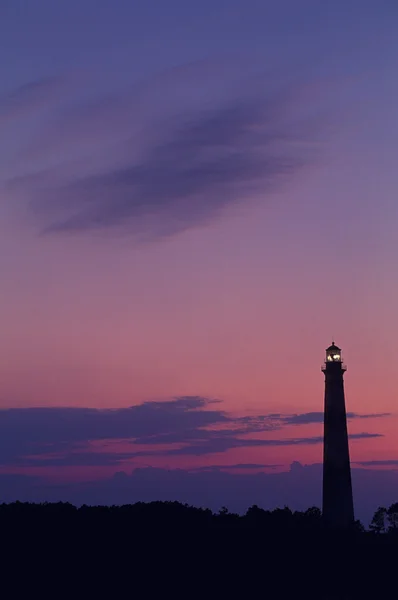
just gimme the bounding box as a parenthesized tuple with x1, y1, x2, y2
(322, 342, 354, 527)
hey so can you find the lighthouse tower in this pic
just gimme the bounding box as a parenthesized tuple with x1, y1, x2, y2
(322, 342, 354, 528)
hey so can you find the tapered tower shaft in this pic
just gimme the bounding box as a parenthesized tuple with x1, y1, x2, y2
(322, 343, 354, 528)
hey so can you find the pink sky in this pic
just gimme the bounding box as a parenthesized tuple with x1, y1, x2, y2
(0, 0, 397, 498)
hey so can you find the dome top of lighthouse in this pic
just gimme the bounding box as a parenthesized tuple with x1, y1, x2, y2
(326, 342, 341, 352)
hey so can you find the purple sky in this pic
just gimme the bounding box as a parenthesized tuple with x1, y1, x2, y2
(0, 0, 398, 522)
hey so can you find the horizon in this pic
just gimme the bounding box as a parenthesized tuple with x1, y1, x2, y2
(1, 0, 398, 524)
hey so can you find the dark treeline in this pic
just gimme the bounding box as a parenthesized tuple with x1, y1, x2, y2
(1, 501, 397, 598)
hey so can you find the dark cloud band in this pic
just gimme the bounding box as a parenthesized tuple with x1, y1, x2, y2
(0, 397, 384, 467)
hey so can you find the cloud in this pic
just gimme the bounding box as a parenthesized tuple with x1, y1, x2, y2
(350, 413, 392, 419)
(10, 433, 382, 466)
(18, 57, 258, 159)
(21, 451, 142, 468)
(191, 463, 282, 471)
(0, 396, 228, 461)
(0, 398, 383, 467)
(8, 70, 320, 241)
(354, 460, 398, 467)
(146, 431, 381, 457)
(0, 76, 64, 122)
(2, 463, 398, 527)
(0, 396, 388, 525)
(284, 412, 390, 425)
(349, 433, 383, 440)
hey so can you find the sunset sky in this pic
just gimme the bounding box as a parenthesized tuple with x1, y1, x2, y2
(0, 0, 398, 520)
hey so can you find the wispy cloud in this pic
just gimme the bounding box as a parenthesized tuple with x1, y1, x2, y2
(284, 412, 391, 425)
(7, 64, 322, 241)
(191, 463, 282, 471)
(140, 431, 381, 458)
(0, 76, 64, 122)
(354, 460, 398, 467)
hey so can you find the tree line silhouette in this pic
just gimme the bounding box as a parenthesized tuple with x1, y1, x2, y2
(2, 498, 398, 531)
(1, 500, 397, 598)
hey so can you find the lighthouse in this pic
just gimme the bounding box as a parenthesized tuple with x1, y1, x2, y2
(322, 342, 354, 528)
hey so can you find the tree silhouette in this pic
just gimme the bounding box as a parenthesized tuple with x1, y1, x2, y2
(387, 502, 398, 532)
(369, 506, 387, 533)
(0, 500, 397, 599)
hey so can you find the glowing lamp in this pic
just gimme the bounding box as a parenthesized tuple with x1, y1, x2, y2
(325, 342, 342, 363)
